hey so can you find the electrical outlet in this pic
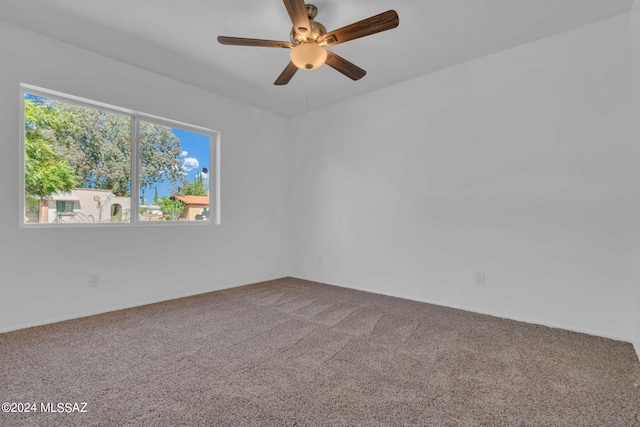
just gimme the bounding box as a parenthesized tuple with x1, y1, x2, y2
(475, 271, 485, 285)
(317, 254, 323, 265)
(89, 273, 100, 287)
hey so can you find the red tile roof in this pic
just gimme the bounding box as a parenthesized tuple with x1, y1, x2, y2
(172, 195, 209, 206)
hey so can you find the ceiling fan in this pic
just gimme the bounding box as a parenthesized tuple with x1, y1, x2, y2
(217, 0, 399, 85)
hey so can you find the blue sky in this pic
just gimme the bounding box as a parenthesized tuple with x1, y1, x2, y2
(142, 128, 211, 204)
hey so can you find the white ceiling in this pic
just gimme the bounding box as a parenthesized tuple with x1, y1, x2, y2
(0, 0, 634, 117)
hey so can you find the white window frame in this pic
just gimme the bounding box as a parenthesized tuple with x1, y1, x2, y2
(19, 83, 221, 228)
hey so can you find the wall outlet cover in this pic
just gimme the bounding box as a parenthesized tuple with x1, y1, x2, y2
(89, 273, 100, 287)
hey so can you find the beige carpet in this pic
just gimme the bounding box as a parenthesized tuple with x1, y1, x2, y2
(1, 277, 639, 426)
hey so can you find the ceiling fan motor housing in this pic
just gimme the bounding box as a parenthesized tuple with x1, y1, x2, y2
(305, 4, 318, 20)
(290, 4, 326, 45)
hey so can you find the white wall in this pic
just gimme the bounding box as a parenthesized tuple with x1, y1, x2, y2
(0, 21, 291, 332)
(289, 14, 634, 341)
(633, 1, 640, 359)
(1, 10, 637, 349)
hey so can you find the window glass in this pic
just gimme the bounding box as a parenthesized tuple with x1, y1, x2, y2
(139, 122, 211, 222)
(24, 93, 131, 224)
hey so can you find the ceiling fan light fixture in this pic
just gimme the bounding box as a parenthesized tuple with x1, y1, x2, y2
(290, 43, 327, 70)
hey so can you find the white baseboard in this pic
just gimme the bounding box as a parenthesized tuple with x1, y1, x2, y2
(0, 275, 287, 334)
(4, 274, 635, 349)
(292, 275, 632, 344)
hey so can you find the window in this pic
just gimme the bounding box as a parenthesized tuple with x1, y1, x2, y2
(56, 201, 75, 215)
(20, 84, 219, 227)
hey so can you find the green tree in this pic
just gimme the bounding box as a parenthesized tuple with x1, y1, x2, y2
(24, 99, 79, 206)
(159, 196, 184, 220)
(139, 121, 184, 191)
(53, 102, 183, 196)
(53, 103, 131, 195)
(177, 172, 208, 196)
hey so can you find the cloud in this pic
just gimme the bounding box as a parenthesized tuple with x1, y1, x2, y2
(200, 172, 209, 183)
(180, 151, 188, 157)
(182, 157, 199, 172)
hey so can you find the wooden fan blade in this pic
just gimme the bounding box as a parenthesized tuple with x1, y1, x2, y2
(321, 10, 399, 46)
(275, 61, 299, 85)
(283, 0, 311, 39)
(325, 51, 366, 81)
(217, 36, 292, 49)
